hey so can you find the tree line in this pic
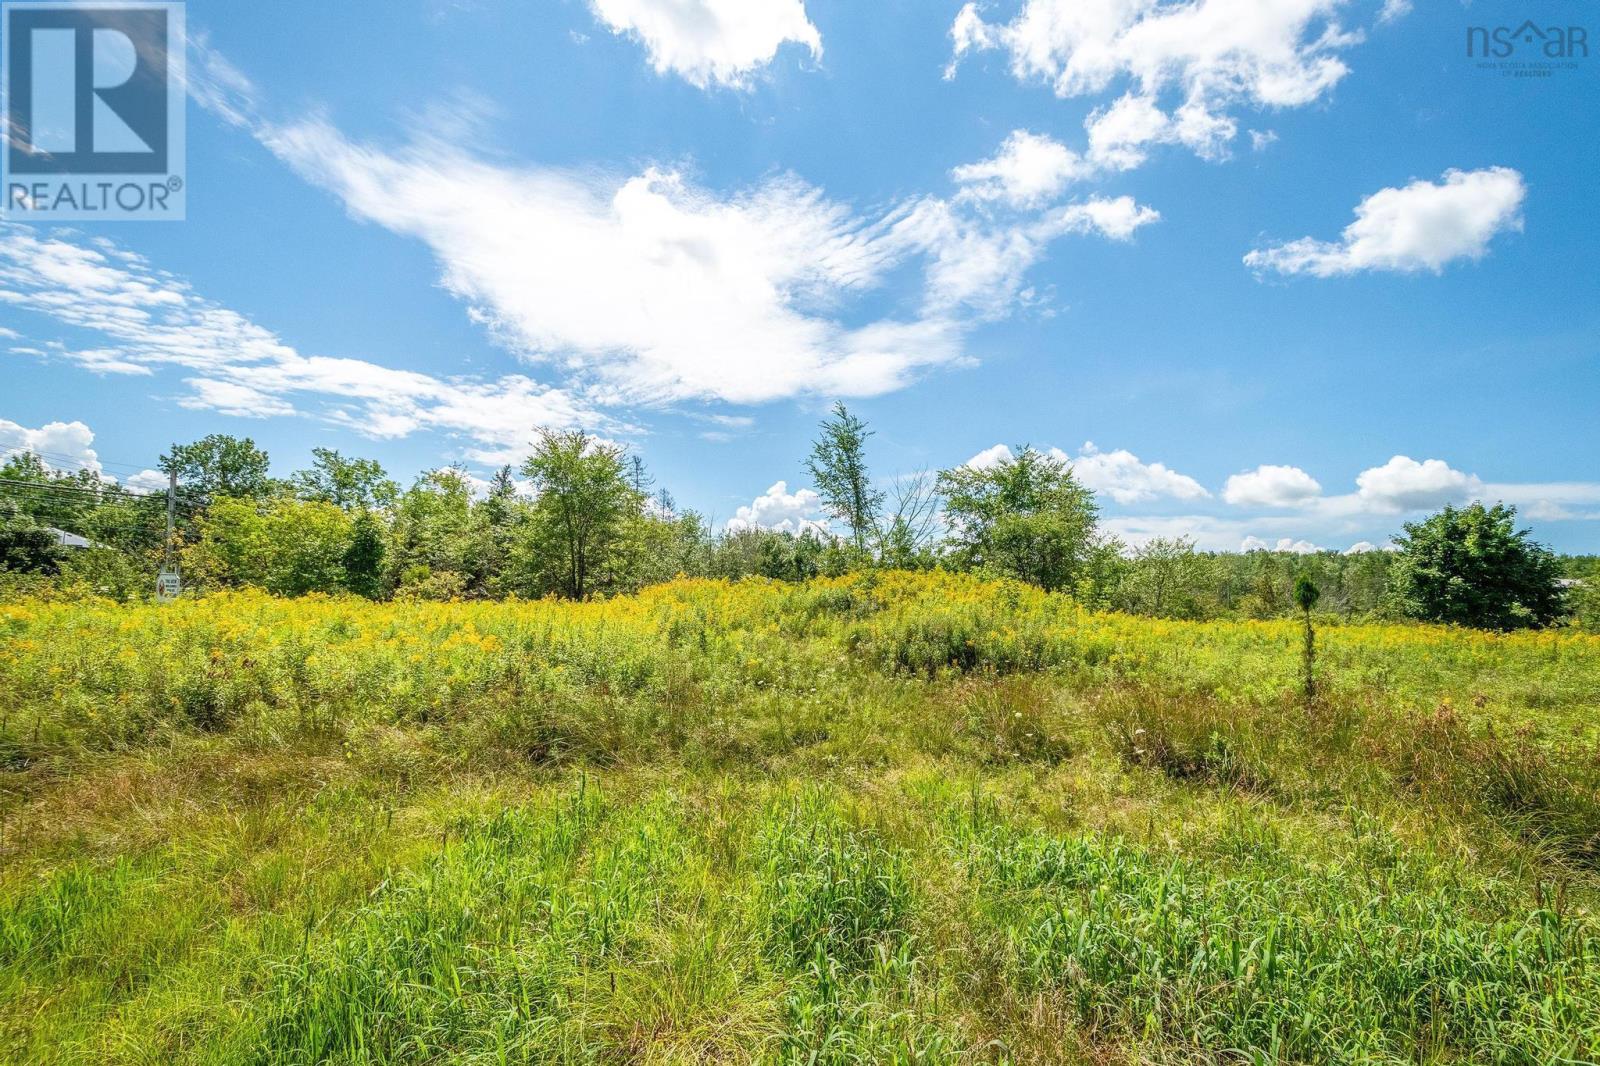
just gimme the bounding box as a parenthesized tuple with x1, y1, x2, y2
(1, 405, 1593, 631)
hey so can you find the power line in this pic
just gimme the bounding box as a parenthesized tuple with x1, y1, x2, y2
(0, 476, 145, 497)
(0, 474, 203, 498)
(0, 479, 201, 513)
(10, 447, 165, 476)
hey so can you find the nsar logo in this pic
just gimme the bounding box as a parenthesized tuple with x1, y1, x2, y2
(1467, 20, 1589, 79)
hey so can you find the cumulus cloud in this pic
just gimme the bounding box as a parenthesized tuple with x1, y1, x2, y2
(589, 0, 821, 89)
(1354, 455, 1481, 512)
(0, 418, 103, 476)
(1214, 454, 1600, 533)
(952, 130, 1088, 207)
(1223, 464, 1322, 507)
(1343, 540, 1380, 554)
(724, 480, 829, 535)
(0, 223, 618, 465)
(123, 469, 170, 494)
(964, 444, 1015, 471)
(1068, 441, 1209, 504)
(961, 442, 1205, 504)
(947, 0, 1360, 161)
(1241, 535, 1322, 553)
(1244, 167, 1526, 276)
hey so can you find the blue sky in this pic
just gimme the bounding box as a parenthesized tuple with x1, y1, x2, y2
(2, 0, 1597, 552)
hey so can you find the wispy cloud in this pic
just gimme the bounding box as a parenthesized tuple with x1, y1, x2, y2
(188, 46, 1156, 409)
(0, 223, 620, 465)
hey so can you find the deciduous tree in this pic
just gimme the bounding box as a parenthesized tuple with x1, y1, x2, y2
(936, 446, 1098, 592)
(1389, 503, 1564, 630)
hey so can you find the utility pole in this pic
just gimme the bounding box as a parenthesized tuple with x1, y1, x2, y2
(165, 467, 176, 569)
(157, 459, 181, 602)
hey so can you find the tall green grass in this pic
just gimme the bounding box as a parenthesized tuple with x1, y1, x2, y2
(3, 575, 1600, 1063)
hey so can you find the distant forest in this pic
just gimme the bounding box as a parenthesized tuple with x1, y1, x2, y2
(2, 406, 1594, 631)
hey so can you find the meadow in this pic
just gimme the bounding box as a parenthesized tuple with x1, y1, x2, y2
(2, 571, 1600, 1064)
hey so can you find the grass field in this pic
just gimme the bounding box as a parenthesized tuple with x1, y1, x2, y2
(3, 572, 1600, 1064)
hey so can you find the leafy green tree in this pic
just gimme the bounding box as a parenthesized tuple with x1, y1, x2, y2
(184, 496, 353, 596)
(747, 529, 826, 582)
(183, 497, 272, 587)
(0, 450, 116, 531)
(292, 448, 398, 510)
(1389, 503, 1565, 630)
(387, 468, 475, 596)
(57, 547, 146, 601)
(806, 403, 883, 553)
(1075, 536, 1130, 611)
(466, 466, 524, 597)
(1114, 537, 1215, 619)
(0, 497, 62, 573)
(936, 446, 1099, 592)
(342, 510, 388, 599)
(1572, 580, 1599, 631)
(519, 430, 643, 599)
(626, 509, 712, 589)
(266, 501, 354, 596)
(161, 435, 273, 500)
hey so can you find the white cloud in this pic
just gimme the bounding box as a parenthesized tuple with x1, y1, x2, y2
(1355, 455, 1481, 512)
(1481, 481, 1600, 523)
(1223, 463, 1322, 507)
(1241, 535, 1322, 553)
(1103, 513, 1252, 552)
(178, 378, 296, 419)
(1211, 454, 1600, 535)
(964, 443, 1014, 471)
(1249, 129, 1278, 152)
(1343, 540, 1379, 554)
(725, 480, 828, 535)
(961, 441, 1205, 504)
(893, 193, 1158, 318)
(124, 469, 169, 495)
(948, 0, 1359, 161)
(181, 49, 1160, 411)
(952, 129, 1088, 207)
(589, 0, 821, 89)
(1065, 441, 1208, 504)
(1377, 0, 1412, 25)
(0, 418, 103, 475)
(237, 109, 1153, 403)
(1245, 167, 1526, 276)
(0, 224, 617, 465)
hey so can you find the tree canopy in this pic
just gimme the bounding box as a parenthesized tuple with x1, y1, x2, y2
(806, 403, 883, 554)
(936, 446, 1099, 592)
(1388, 502, 1565, 630)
